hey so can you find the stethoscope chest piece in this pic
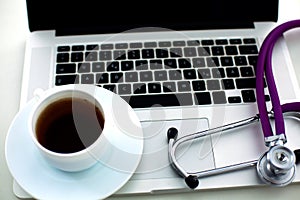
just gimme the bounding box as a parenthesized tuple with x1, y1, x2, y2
(257, 145, 296, 186)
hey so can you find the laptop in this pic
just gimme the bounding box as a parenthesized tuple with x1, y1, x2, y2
(14, 0, 300, 198)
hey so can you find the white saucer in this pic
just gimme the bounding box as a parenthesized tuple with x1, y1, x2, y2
(5, 86, 144, 200)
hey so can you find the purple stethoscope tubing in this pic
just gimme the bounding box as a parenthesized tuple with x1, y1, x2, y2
(256, 19, 300, 138)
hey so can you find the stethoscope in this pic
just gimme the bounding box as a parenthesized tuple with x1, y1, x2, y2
(167, 19, 300, 189)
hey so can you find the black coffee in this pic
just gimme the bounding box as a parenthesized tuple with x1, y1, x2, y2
(36, 97, 105, 153)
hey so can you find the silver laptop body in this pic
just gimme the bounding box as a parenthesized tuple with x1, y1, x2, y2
(14, 0, 300, 198)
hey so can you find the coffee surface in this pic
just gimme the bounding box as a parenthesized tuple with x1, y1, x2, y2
(36, 97, 104, 153)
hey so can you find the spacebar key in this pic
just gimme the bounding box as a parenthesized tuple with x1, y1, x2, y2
(121, 93, 193, 108)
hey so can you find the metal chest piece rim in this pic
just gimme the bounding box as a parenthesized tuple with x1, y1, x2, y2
(257, 145, 296, 186)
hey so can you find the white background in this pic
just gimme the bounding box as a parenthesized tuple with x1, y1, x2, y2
(1, 0, 300, 199)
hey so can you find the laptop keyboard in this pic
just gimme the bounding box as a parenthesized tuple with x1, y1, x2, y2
(55, 38, 268, 108)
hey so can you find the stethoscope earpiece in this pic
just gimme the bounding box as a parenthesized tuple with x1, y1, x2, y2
(167, 127, 178, 141)
(185, 175, 199, 189)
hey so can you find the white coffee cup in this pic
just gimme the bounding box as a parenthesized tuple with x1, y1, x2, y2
(29, 85, 111, 172)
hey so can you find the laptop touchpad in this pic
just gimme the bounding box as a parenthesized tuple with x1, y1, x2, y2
(132, 118, 213, 180)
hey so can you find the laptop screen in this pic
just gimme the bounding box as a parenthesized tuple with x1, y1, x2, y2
(26, 0, 279, 35)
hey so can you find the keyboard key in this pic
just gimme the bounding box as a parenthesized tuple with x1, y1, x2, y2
(170, 48, 183, 57)
(130, 42, 143, 48)
(187, 40, 200, 46)
(114, 50, 126, 60)
(92, 62, 105, 72)
(140, 71, 153, 81)
(57, 46, 70, 52)
(201, 40, 214, 45)
(133, 83, 147, 94)
(228, 96, 242, 103)
(248, 55, 258, 67)
(107, 61, 119, 71)
(211, 46, 224, 56)
(72, 45, 84, 51)
(57, 53, 69, 63)
(103, 84, 116, 92)
(234, 56, 247, 65)
(110, 72, 123, 83)
(142, 49, 155, 59)
(215, 39, 228, 45)
(220, 57, 234, 66)
(236, 78, 256, 89)
(192, 58, 205, 67)
(115, 43, 128, 49)
(71, 52, 83, 62)
(212, 91, 226, 104)
(239, 45, 258, 55)
(121, 93, 193, 108)
(243, 38, 256, 44)
(101, 44, 114, 50)
(85, 52, 98, 61)
(173, 41, 186, 47)
(194, 92, 212, 105)
(144, 42, 157, 48)
(56, 64, 76, 74)
(148, 83, 162, 93)
(164, 59, 177, 69)
(81, 74, 94, 84)
(177, 81, 191, 92)
(150, 60, 163, 70)
(240, 67, 254, 77)
(178, 58, 192, 68)
(135, 60, 148, 70)
(207, 80, 220, 90)
(121, 61, 134, 71)
(198, 47, 211, 56)
(229, 39, 242, 44)
(198, 68, 211, 79)
(212, 68, 225, 78)
(99, 51, 112, 60)
(226, 67, 239, 77)
(156, 49, 169, 58)
(183, 69, 197, 79)
(163, 82, 176, 92)
(55, 75, 79, 85)
(169, 70, 182, 80)
(118, 84, 131, 94)
(241, 90, 256, 102)
(125, 72, 138, 82)
(96, 73, 109, 83)
(206, 57, 219, 67)
(154, 70, 168, 81)
(192, 80, 206, 91)
(184, 47, 197, 57)
(86, 44, 99, 50)
(127, 50, 140, 59)
(78, 63, 90, 73)
(222, 79, 235, 89)
(159, 41, 171, 47)
(225, 46, 238, 55)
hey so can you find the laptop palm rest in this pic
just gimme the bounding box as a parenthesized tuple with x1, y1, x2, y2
(132, 118, 212, 180)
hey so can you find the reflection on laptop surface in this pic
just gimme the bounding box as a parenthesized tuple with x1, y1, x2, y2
(16, 0, 300, 197)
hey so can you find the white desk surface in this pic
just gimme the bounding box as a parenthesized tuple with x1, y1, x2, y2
(1, 0, 300, 199)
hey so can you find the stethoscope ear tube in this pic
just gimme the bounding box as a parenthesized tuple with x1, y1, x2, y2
(256, 19, 300, 139)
